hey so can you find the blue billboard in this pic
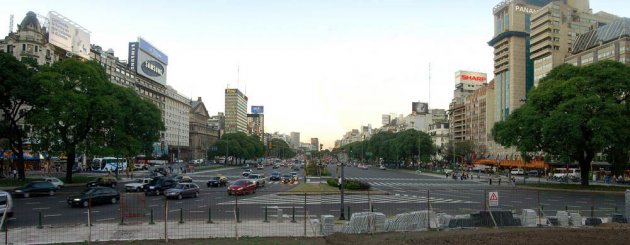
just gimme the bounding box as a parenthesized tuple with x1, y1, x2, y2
(251, 106, 264, 114)
(138, 37, 169, 65)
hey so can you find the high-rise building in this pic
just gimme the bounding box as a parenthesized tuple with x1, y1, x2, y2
(566, 18, 630, 66)
(311, 138, 320, 151)
(224, 88, 248, 134)
(165, 85, 191, 160)
(449, 71, 487, 143)
(531, 1, 617, 86)
(247, 114, 265, 139)
(489, 0, 554, 121)
(290, 132, 300, 149)
(465, 82, 493, 153)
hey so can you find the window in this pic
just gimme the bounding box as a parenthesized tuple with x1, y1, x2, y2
(22, 44, 25, 51)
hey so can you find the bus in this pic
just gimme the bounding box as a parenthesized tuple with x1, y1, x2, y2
(91, 157, 128, 172)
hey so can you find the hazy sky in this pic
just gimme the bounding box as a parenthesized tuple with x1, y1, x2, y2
(2, 1, 628, 148)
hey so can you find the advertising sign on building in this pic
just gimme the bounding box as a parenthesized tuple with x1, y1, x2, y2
(128, 38, 168, 85)
(251, 106, 264, 114)
(382, 114, 391, 125)
(412, 102, 429, 114)
(48, 11, 91, 59)
(454, 71, 487, 86)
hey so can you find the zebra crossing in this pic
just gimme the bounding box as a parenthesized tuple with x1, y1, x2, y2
(345, 177, 483, 188)
(217, 193, 477, 205)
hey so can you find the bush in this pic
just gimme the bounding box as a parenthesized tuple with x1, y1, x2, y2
(325, 178, 370, 190)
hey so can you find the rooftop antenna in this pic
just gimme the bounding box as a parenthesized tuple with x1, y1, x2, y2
(428, 62, 431, 108)
(9, 14, 13, 33)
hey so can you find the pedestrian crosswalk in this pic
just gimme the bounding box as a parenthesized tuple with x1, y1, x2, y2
(344, 177, 483, 188)
(217, 193, 477, 205)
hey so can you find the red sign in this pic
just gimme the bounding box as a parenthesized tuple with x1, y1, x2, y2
(458, 74, 486, 81)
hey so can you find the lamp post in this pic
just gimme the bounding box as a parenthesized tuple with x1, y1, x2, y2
(337, 151, 348, 220)
(177, 111, 181, 163)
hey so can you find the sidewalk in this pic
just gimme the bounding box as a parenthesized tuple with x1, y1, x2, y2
(6, 219, 320, 244)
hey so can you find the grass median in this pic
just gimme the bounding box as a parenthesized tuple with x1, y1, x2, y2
(285, 182, 340, 194)
(521, 182, 629, 192)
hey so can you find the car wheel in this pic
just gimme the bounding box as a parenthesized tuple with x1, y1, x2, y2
(111, 198, 117, 204)
(136, 187, 142, 192)
(83, 201, 89, 208)
(24, 193, 30, 198)
(177, 194, 183, 200)
(194, 192, 199, 198)
(48, 190, 55, 196)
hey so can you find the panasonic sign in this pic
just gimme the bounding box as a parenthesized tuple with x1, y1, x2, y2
(515, 5, 537, 14)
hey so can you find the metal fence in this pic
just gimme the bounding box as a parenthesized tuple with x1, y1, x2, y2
(0, 188, 626, 244)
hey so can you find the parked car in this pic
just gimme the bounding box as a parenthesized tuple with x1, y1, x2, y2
(12, 181, 57, 198)
(242, 169, 253, 177)
(144, 177, 177, 196)
(173, 175, 193, 183)
(510, 168, 525, 176)
(248, 174, 266, 187)
(164, 183, 200, 199)
(290, 172, 299, 181)
(43, 177, 65, 189)
(67, 187, 120, 208)
(125, 178, 153, 192)
(227, 179, 257, 195)
(0, 190, 14, 217)
(270, 171, 281, 181)
(86, 176, 117, 188)
(242, 164, 250, 169)
(207, 176, 228, 187)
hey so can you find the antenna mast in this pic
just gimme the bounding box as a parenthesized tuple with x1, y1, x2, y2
(9, 14, 14, 33)
(428, 63, 431, 108)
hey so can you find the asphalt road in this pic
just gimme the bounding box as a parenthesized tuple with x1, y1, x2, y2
(6, 164, 626, 229)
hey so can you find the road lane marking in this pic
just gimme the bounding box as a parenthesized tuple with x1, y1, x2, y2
(189, 211, 204, 213)
(26, 202, 41, 205)
(44, 214, 62, 217)
(510, 201, 523, 203)
(149, 204, 159, 207)
(96, 218, 115, 222)
(33, 207, 50, 210)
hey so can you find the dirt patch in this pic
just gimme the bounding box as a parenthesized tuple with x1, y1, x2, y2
(83, 227, 630, 245)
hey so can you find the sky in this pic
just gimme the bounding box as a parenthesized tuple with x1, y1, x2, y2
(2, 0, 629, 149)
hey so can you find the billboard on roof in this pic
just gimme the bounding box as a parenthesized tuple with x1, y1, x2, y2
(48, 11, 91, 59)
(128, 38, 168, 85)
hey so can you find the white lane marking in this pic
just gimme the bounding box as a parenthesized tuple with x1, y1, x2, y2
(33, 207, 50, 210)
(44, 214, 62, 217)
(26, 202, 41, 205)
(96, 218, 115, 222)
(189, 211, 204, 213)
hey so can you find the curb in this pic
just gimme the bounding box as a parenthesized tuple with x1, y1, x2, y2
(515, 186, 628, 195)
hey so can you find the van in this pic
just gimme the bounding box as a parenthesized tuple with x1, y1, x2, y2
(553, 168, 580, 178)
(510, 168, 525, 175)
(0, 190, 14, 218)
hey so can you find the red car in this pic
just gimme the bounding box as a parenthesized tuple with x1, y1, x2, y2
(227, 179, 257, 195)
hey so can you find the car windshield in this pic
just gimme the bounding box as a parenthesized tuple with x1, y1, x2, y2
(248, 175, 258, 179)
(81, 188, 97, 195)
(233, 180, 249, 185)
(174, 184, 186, 189)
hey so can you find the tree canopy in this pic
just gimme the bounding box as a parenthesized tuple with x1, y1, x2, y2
(492, 61, 630, 186)
(209, 132, 266, 164)
(341, 129, 435, 167)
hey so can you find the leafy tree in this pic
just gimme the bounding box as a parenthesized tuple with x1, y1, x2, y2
(341, 129, 434, 168)
(0, 53, 38, 180)
(211, 132, 265, 164)
(492, 61, 630, 186)
(441, 141, 475, 165)
(267, 138, 296, 159)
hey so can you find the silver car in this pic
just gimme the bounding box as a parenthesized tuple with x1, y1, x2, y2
(0, 190, 14, 218)
(164, 183, 200, 200)
(248, 174, 266, 188)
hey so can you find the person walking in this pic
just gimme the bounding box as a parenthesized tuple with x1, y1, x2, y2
(12, 169, 17, 179)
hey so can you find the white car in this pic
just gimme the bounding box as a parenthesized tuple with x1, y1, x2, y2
(44, 177, 65, 189)
(379, 165, 386, 170)
(125, 178, 153, 192)
(0, 190, 14, 218)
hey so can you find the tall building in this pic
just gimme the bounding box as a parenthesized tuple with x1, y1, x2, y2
(449, 71, 487, 143)
(247, 114, 265, 139)
(489, 0, 554, 121)
(464, 82, 492, 153)
(0, 12, 60, 65)
(311, 138, 320, 151)
(290, 132, 300, 149)
(566, 18, 630, 66)
(224, 88, 248, 134)
(531, 1, 617, 86)
(164, 85, 190, 161)
(208, 112, 225, 131)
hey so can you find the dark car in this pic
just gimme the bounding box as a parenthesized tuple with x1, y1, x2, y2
(13, 181, 57, 198)
(270, 171, 281, 181)
(281, 174, 294, 184)
(86, 176, 117, 188)
(207, 176, 228, 187)
(227, 179, 257, 195)
(144, 177, 177, 196)
(164, 183, 200, 199)
(67, 187, 120, 208)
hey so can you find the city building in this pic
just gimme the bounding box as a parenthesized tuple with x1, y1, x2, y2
(531, 0, 617, 86)
(489, 0, 554, 121)
(565, 17, 630, 66)
(186, 97, 219, 162)
(449, 71, 487, 143)
(290, 132, 300, 149)
(164, 85, 190, 161)
(224, 88, 248, 134)
(247, 113, 265, 139)
(428, 121, 450, 157)
(208, 112, 225, 132)
(0, 11, 60, 65)
(464, 82, 492, 153)
(311, 138, 320, 151)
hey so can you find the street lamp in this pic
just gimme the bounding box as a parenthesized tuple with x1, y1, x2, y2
(336, 151, 348, 220)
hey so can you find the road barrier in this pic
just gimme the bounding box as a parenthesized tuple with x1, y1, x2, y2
(2, 188, 628, 244)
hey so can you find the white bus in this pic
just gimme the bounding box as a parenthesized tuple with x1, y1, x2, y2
(91, 157, 128, 172)
(553, 168, 580, 178)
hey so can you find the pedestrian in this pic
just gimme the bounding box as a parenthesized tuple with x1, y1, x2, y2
(12, 169, 17, 179)
(498, 177, 501, 185)
(511, 177, 516, 188)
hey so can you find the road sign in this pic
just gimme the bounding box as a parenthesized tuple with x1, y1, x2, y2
(488, 191, 499, 207)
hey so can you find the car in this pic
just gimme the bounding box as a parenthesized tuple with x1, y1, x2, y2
(86, 176, 117, 188)
(290, 172, 299, 181)
(207, 176, 228, 187)
(292, 165, 300, 171)
(173, 175, 193, 183)
(67, 187, 120, 208)
(164, 183, 200, 199)
(257, 164, 264, 170)
(379, 165, 386, 170)
(125, 178, 153, 192)
(510, 168, 525, 176)
(227, 179, 257, 195)
(12, 181, 57, 198)
(358, 164, 368, 170)
(43, 177, 65, 189)
(242, 164, 250, 169)
(0, 190, 14, 217)
(144, 177, 178, 196)
(270, 171, 281, 181)
(281, 174, 294, 184)
(248, 174, 266, 188)
(242, 169, 253, 177)
(272, 164, 279, 169)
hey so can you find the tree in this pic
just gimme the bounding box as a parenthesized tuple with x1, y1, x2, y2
(442, 141, 475, 165)
(492, 61, 630, 186)
(211, 132, 265, 164)
(267, 138, 296, 159)
(0, 53, 38, 180)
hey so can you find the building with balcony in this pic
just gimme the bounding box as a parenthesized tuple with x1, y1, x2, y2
(0, 12, 60, 66)
(224, 88, 248, 134)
